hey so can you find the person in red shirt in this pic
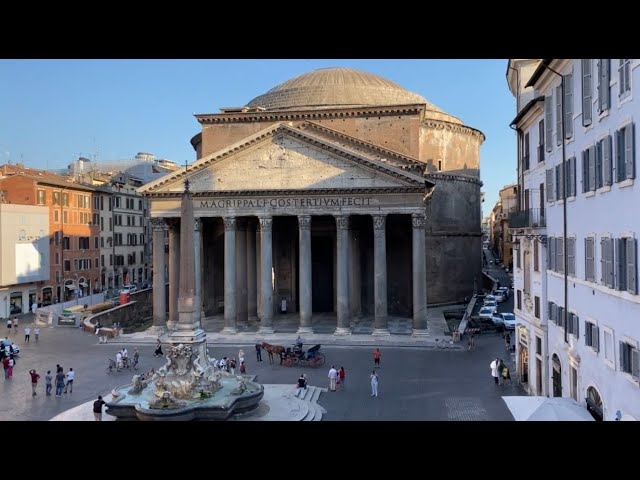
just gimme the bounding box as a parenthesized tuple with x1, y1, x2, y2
(373, 349, 381, 368)
(29, 369, 40, 395)
(338, 367, 346, 390)
(2, 357, 9, 379)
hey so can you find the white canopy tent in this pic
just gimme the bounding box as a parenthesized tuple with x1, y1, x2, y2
(502, 396, 595, 421)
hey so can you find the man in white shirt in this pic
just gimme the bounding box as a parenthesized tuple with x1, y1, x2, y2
(116, 351, 123, 371)
(64, 367, 75, 393)
(24, 326, 31, 343)
(490, 358, 499, 385)
(328, 365, 338, 392)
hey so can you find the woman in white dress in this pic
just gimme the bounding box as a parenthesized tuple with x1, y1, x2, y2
(370, 370, 379, 397)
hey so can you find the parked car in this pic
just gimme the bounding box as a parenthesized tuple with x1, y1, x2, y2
(478, 307, 495, 320)
(483, 295, 498, 304)
(482, 300, 498, 314)
(497, 313, 516, 330)
(495, 286, 510, 298)
(119, 284, 137, 294)
(492, 291, 507, 303)
(491, 315, 506, 332)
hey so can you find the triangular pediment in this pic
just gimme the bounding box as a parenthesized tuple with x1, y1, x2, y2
(140, 123, 428, 194)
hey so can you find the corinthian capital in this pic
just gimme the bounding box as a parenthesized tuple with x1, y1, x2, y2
(223, 217, 237, 232)
(411, 213, 426, 229)
(194, 217, 201, 232)
(258, 216, 273, 233)
(335, 215, 349, 231)
(150, 218, 167, 232)
(372, 214, 386, 231)
(298, 215, 312, 231)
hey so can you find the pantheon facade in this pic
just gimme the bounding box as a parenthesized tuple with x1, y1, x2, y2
(141, 68, 484, 335)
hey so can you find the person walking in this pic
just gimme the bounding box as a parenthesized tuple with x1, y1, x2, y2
(34, 327, 40, 342)
(505, 332, 511, 351)
(133, 348, 140, 369)
(238, 349, 245, 365)
(328, 365, 338, 392)
(255, 342, 262, 362)
(29, 369, 40, 396)
(154, 339, 163, 357)
(6, 355, 14, 378)
(338, 366, 346, 390)
(44, 370, 52, 396)
(55, 369, 65, 397)
(468, 334, 476, 351)
(370, 370, 379, 397)
(373, 348, 381, 368)
(64, 367, 74, 393)
(295, 373, 306, 398)
(2, 356, 10, 379)
(490, 358, 500, 385)
(93, 395, 107, 421)
(6, 318, 11, 335)
(24, 326, 31, 343)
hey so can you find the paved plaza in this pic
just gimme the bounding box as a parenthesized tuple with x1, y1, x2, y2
(1, 315, 521, 421)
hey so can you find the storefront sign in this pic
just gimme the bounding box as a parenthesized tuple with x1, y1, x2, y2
(199, 196, 373, 210)
(518, 326, 528, 346)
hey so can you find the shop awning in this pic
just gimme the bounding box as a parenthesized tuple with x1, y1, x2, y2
(65, 285, 77, 290)
(79, 282, 88, 287)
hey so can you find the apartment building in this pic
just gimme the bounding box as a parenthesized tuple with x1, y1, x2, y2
(508, 59, 640, 421)
(0, 165, 100, 305)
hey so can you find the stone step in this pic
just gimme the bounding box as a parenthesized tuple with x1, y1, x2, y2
(311, 386, 326, 404)
(302, 401, 317, 421)
(289, 395, 310, 421)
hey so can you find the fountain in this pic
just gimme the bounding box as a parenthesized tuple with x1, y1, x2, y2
(105, 172, 263, 421)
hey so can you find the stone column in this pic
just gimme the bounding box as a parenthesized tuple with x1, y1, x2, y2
(222, 217, 237, 334)
(334, 215, 351, 335)
(194, 217, 202, 318)
(412, 213, 429, 335)
(256, 227, 262, 321)
(236, 220, 248, 326)
(372, 214, 390, 336)
(297, 215, 313, 334)
(258, 216, 274, 334)
(151, 218, 167, 330)
(247, 220, 257, 320)
(167, 220, 180, 331)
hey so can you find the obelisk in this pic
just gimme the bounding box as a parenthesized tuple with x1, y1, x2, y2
(166, 176, 207, 358)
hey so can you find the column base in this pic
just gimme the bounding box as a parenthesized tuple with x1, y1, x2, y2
(372, 328, 391, 336)
(257, 326, 274, 334)
(166, 321, 177, 331)
(411, 328, 430, 337)
(248, 315, 258, 322)
(146, 325, 167, 337)
(296, 326, 314, 334)
(333, 327, 352, 336)
(220, 326, 237, 334)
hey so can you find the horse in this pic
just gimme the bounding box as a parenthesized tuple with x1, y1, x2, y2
(261, 342, 286, 365)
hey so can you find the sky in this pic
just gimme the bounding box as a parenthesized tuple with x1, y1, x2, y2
(0, 59, 517, 216)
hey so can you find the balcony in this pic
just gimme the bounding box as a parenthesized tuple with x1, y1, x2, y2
(509, 208, 546, 229)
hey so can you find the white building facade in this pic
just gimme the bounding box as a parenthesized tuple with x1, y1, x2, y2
(0, 204, 49, 318)
(509, 58, 640, 421)
(508, 59, 550, 398)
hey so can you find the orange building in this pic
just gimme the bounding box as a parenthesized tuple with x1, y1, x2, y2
(0, 165, 100, 305)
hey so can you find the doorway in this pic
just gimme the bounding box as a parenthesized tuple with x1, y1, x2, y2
(586, 386, 603, 421)
(552, 354, 562, 397)
(312, 235, 333, 312)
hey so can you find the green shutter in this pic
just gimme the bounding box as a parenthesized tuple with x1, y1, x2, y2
(582, 59, 593, 127)
(588, 146, 596, 191)
(627, 238, 637, 295)
(582, 150, 589, 192)
(625, 123, 635, 179)
(602, 59, 611, 110)
(604, 135, 613, 186)
(546, 96, 554, 152)
(565, 73, 574, 139)
(556, 85, 563, 146)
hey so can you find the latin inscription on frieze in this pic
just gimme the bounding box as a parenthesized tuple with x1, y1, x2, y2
(199, 196, 373, 210)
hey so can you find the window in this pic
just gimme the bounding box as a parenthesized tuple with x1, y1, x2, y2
(538, 120, 545, 162)
(618, 59, 631, 98)
(582, 146, 596, 192)
(140, 251, 144, 263)
(109, 218, 112, 231)
(601, 237, 614, 287)
(516, 247, 521, 269)
(139, 199, 143, 211)
(55, 252, 59, 265)
(585, 321, 599, 351)
(109, 254, 113, 266)
(64, 260, 71, 272)
(101, 255, 104, 267)
(567, 237, 576, 276)
(612, 237, 638, 293)
(534, 240, 539, 272)
(62, 236, 70, 250)
(564, 72, 574, 139)
(93, 213, 99, 226)
(54, 210, 59, 223)
(63, 211, 68, 224)
(582, 59, 593, 127)
(516, 290, 522, 310)
(74, 259, 78, 271)
(615, 123, 635, 182)
(548, 237, 556, 271)
(53, 192, 60, 205)
(94, 236, 99, 249)
(37, 189, 45, 205)
(534, 296, 540, 319)
(62, 193, 69, 206)
(619, 341, 639, 378)
(585, 237, 595, 282)
(604, 330, 614, 362)
(557, 306, 565, 329)
(566, 156, 576, 197)
(597, 59, 611, 112)
(555, 85, 562, 146)
(595, 136, 613, 189)
(556, 237, 564, 274)
(94, 196, 100, 210)
(536, 336, 542, 355)
(566, 312, 579, 337)
(101, 237, 104, 248)
(523, 132, 530, 171)
(555, 164, 564, 200)
(546, 169, 555, 202)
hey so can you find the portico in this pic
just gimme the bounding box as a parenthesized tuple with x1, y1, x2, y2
(141, 123, 433, 336)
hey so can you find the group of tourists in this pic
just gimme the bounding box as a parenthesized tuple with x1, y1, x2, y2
(489, 357, 511, 386)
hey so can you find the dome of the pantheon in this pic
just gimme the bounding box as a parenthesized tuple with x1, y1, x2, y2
(245, 67, 456, 120)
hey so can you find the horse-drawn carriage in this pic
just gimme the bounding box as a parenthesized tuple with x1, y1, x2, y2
(282, 344, 325, 368)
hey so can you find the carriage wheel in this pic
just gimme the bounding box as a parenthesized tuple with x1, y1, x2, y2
(284, 357, 294, 367)
(291, 356, 300, 365)
(315, 353, 326, 366)
(309, 357, 322, 368)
